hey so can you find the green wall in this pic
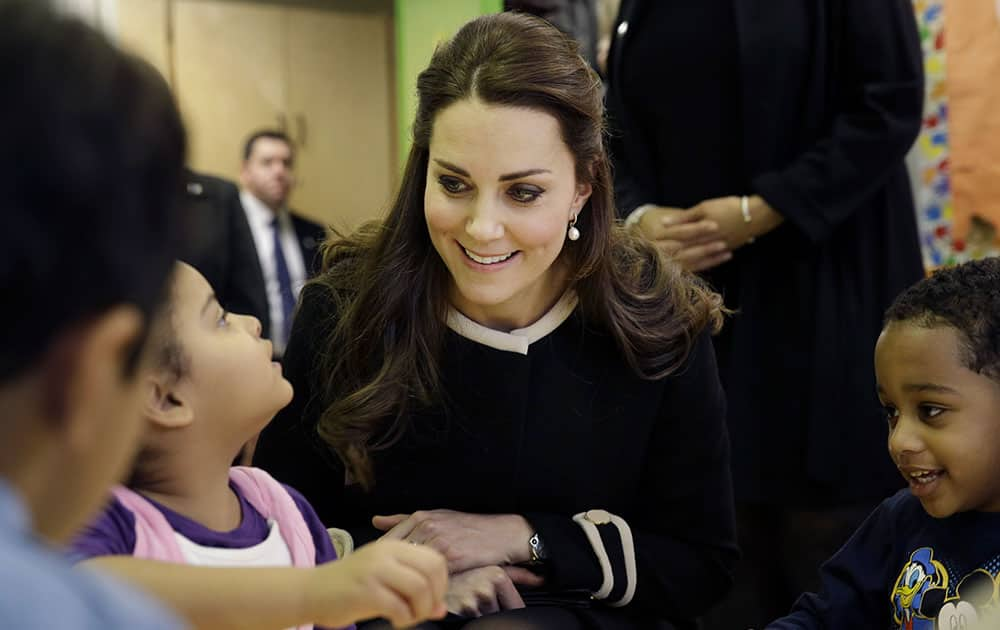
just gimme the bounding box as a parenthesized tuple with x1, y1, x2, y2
(394, 0, 503, 169)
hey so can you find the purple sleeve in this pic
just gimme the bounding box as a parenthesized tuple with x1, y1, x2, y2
(286, 484, 357, 630)
(284, 484, 339, 565)
(67, 495, 137, 562)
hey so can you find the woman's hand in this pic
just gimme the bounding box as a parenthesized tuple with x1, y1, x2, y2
(374, 510, 534, 574)
(445, 566, 525, 618)
(631, 205, 731, 272)
(634, 197, 784, 272)
(683, 195, 785, 252)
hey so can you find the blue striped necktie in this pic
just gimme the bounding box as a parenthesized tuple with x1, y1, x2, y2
(271, 217, 296, 343)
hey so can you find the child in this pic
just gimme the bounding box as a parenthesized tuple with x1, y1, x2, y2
(0, 2, 188, 626)
(71, 263, 448, 630)
(766, 257, 1000, 629)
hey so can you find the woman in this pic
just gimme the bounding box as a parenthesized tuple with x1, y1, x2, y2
(605, 0, 925, 625)
(255, 12, 736, 629)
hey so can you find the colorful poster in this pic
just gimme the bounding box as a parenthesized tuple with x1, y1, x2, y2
(945, 0, 1000, 260)
(911, 0, 955, 268)
(910, 0, 1000, 268)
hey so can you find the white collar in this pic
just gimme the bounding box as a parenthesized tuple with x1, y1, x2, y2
(445, 291, 578, 355)
(239, 190, 286, 228)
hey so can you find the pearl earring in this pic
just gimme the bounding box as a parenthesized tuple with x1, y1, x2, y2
(567, 217, 580, 241)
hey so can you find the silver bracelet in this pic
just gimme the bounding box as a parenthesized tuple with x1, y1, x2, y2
(741, 196, 756, 244)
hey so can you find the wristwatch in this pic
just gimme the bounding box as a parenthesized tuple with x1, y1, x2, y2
(528, 531, 548, 563)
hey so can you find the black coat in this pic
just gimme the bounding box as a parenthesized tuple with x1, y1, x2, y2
(179, 171, 261, 320)
(255, 285, 738, 627)
(607, 0, 925, 505)
(181, 171, 326, 341)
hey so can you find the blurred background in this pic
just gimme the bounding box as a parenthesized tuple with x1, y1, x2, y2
(51, 0, 506, 233)
(51, 0, 1000, 268)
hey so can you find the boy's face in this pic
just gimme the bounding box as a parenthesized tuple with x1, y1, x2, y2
(48, 307, 157, 542)
(169, 263, 292, 441)
(876, 322, 1000, 517)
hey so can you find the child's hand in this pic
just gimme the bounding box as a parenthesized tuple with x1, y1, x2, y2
(445, 565, 525, 618)
(308, 539, 448, 628)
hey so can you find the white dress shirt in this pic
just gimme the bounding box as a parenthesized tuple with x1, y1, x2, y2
(240, 190, 307, 355)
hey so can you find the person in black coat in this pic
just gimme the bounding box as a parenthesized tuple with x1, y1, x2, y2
(255, 12, 737, 629)
(179, 170, 262, 325)
(504, 0, 600, 71)
(180, 134, 325, 359)
(605, 0, 925, 625)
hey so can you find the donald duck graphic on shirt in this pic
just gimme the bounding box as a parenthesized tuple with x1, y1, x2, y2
(891, 547, 1000, 629)
(892, 548, 948, 630)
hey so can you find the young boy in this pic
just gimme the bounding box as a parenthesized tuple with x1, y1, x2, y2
(766, 257, 1000, 629)
(71, 262, 449, 630)
(0, 2, 187, 627)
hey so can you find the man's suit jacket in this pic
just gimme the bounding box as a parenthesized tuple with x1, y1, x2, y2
(180, 171, 326, 341)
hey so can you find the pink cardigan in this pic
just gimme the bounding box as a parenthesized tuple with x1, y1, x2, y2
(112, 466, 318, 630)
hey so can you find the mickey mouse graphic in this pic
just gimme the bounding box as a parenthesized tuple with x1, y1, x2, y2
(918, 569, 998, 629)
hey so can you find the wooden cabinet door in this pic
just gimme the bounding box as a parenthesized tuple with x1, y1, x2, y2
(173, 0, 288, 181)
(168, 0, 395, 230)
(285, 2, 395, 230)
(116, 0, 170, 82)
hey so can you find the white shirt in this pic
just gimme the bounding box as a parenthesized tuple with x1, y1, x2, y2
(240, 190, 308, 355)
(173, 519, 293, 567)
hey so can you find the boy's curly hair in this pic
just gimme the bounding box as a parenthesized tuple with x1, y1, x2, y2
(884, 257, 1000, 379)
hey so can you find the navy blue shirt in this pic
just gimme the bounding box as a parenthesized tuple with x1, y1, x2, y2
(768, 490, 1000, 629)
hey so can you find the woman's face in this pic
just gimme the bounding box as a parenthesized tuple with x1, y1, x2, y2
(424, 98, 591, 330)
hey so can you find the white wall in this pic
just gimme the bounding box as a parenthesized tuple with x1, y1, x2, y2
(51, 0, 119, 40)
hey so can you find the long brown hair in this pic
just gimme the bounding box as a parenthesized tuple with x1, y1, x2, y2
(313, 12, 723, 488)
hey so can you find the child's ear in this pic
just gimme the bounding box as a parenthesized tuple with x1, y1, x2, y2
(145, 374, 193, 429)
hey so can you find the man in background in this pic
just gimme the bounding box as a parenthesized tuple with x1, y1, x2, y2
(237, 130, 326, 358)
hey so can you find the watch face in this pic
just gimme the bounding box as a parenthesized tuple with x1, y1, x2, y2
(529, 532, 548, 561)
